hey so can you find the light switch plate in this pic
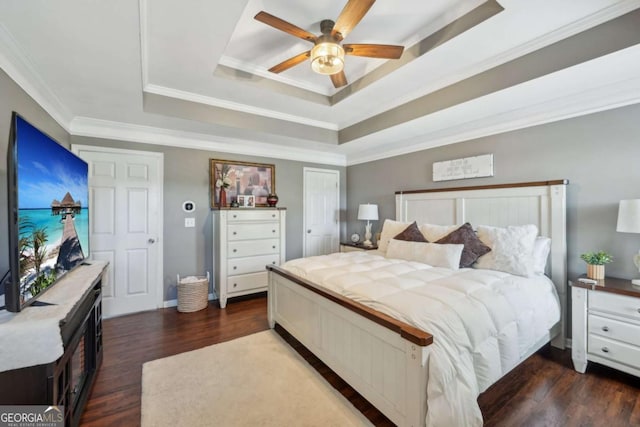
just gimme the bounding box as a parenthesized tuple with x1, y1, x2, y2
(185, 217, 195, 228)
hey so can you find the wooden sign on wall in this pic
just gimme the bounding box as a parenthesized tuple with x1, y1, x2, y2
(432, 154, 494, 182)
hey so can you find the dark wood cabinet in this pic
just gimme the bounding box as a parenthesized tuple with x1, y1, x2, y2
(0, 269, 104, 427)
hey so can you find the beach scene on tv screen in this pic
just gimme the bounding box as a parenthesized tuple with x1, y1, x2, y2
(16, 116, 89, 302)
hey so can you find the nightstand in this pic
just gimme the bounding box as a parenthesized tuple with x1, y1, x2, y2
(340, 242, 378, 253)
(571, 276, 640, 378)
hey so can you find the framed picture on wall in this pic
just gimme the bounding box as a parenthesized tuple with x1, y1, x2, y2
(210, 159, 275, 208)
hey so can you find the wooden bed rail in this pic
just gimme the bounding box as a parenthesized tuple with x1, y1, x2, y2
(267, 265, 433, 346)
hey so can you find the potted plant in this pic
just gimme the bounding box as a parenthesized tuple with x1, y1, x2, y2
(580, 251, 613, 280)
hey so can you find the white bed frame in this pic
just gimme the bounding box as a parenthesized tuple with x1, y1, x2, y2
(268, 180, 567, 427)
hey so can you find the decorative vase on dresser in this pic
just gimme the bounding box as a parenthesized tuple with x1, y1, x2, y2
(219, 187, 227, 207)
(213, 208, 286, 308)
(266, 193, 279, 207)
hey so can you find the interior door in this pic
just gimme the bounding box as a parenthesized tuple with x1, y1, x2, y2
(303, 168, 340, 257)
(73, 145, 163, 318)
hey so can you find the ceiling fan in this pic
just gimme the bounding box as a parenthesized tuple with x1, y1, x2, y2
(254, 0, 404, 88)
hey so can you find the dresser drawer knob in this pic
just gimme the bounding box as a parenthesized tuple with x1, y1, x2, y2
(637, 308, 640, 314)
(272, 261, 276, 265)
(602, 326, 609, 332)
(233, 214, 237, 218)
(601, 347, 609, 353)
(233, 249, 237, 253)
(272, 229, 276, 233)
(272, 245, 276, 249)
(272, 214, 276, 218)
(233, 231, 237, 235)
(233, 283, 237, 288)
(233, 266, 237, 270)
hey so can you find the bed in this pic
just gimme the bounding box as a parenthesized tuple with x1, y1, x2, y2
(267, 180, 567, 427)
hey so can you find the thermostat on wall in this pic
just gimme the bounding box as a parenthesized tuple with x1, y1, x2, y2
(182, 200, 196, 213)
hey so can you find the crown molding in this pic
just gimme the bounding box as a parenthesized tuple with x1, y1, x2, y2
(339, 0, 640, 129)
(70, 116, 347, 166)
(346, 71, 640, 165)
(143, 83, 338, 131)
(218, 55, 333, 96)
(0, 23, 73, 132)
(139, 0, 150, 88)
(467, 0, 640, 81)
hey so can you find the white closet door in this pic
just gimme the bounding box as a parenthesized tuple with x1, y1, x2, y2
(303, 168, 340, 257)
(73, 145, 164, 318)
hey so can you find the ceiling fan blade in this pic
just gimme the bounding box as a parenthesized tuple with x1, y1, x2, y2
(254, 11, 317, 43)
(268, 51, 311, 74)
(343, 44, 404, 59)
(331, 0, 375, 41)
(330, 71, 348, 88)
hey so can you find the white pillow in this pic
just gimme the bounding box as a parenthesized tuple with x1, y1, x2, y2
(386, 239, 464, 269)
(474, 224, 538, 277)
(532, 236, 551, 275)
(419, 223, 459, 242)
(377, 220, 411, 253)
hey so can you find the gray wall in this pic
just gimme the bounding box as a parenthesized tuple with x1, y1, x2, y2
(70, 136, 346, 301)
(0, 69, 70, 287)
(0, 67, 346, 304)
(4, 57, 640, 307)
(347, 103, 640, 283)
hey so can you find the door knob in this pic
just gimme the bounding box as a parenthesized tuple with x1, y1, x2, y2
(148, 238, 156, 244)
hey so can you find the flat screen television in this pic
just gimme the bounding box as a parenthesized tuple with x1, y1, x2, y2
(2, 112, 89, 312)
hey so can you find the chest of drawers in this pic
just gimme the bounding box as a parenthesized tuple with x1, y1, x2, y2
(571, 276, 640, 378)
(213, 208, 286, 308)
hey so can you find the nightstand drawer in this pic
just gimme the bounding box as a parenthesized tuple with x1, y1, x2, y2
(588, 314, 640, 347)
(588, 334, 640, 367)
(589, 291, 640, 321)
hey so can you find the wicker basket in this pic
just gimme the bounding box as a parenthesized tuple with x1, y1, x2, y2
(177, 275, 209, 313)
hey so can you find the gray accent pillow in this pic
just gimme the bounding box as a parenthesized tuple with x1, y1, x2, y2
(436, 223, 491, 268)
(393, 221, 428, 242)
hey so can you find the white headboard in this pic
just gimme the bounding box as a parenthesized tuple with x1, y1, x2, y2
(395, 180, 568, 347)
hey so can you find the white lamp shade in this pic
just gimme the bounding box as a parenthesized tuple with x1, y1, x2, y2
(616, 199, 640, 233)
(357, 204, 379, 221)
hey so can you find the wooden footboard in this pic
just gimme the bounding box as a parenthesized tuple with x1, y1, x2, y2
(267, 265, 432, 427)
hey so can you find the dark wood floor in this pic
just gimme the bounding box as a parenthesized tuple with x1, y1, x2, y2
(81, 295, 640, 426)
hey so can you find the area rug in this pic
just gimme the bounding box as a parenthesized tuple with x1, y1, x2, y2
(141, 330, 373, 426)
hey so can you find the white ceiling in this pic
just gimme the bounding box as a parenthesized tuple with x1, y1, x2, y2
(1, 0, 640, 166)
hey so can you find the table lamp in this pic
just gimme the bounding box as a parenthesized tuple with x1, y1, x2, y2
(616, 199, 640, 286)
(357, 204, 378, 247)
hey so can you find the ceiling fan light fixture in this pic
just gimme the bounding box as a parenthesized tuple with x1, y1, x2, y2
(310, 42, 345, 75)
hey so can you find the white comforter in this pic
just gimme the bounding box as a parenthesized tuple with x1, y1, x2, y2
(281, 252, 561, 427)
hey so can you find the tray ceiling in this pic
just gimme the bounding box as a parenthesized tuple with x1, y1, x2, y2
(0, 0, 639, 165)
